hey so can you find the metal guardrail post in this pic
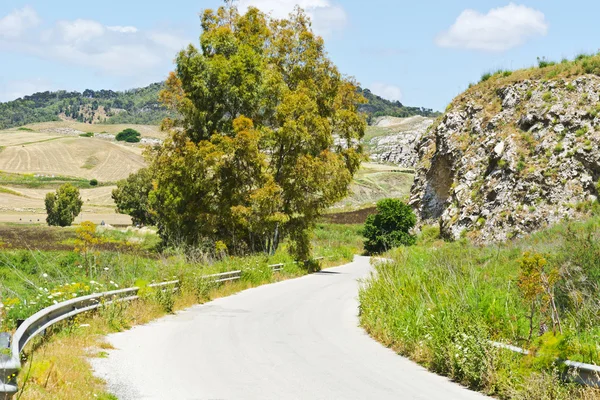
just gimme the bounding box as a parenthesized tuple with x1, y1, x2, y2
(0, 333, 17, 399)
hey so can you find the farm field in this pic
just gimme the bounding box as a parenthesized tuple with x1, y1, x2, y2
(0, 136, 145, 181)
(0, 185, 131, 225)
(0, 129, 63, 146)
(332, 163, 414, 211)
(22, 121, 165, 139)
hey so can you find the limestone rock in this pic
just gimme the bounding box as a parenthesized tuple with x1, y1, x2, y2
(410, 76, 600, 243)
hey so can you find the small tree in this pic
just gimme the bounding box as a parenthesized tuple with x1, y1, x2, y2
(116, 128, 141, 143)
(45, 183, 83, 227)
(363, 198, 416, 254)
(517, 252, 562, 341)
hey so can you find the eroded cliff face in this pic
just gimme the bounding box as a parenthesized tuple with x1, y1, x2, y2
(367, 116, 435, 168)
(410, 76, 600, 242)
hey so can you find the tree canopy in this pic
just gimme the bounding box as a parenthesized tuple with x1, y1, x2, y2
(112, 168, 155, 226)
(145, 3, 366, 259)
(116, 128, 141, 143)
(45, 183, 83, 227)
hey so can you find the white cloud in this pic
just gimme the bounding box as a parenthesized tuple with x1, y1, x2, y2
(237, 0, 347, 37)
(107, 25, 138, 34)
(56, 19, 105, 43)
(436, 3, 548, 52)
(370, 83, 402, 102)
(0, 78, 53, 102)
(0, 7, 190, 78)
(0, 6, 40, 38)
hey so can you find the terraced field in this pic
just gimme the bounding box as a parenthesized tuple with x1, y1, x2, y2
(0, 136, 145, 181)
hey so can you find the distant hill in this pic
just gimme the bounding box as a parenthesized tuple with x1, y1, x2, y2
(0, 83, 171, 130)
(358, 88, 441, 123)
(0, 82, 439, 130)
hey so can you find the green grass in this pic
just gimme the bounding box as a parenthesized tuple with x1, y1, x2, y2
(0, 222, 363, 329)
(359, 218, 600, 399)
(0, 186, 25, 197)
(0, 171, 107, 189)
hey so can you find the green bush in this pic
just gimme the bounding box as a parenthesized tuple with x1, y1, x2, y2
(80, 132, 94, 138)
(115, 128, 141, 143)
(89, 179, 98, 186)
(363, 198, 416, 254)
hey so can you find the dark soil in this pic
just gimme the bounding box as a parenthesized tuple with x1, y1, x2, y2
(322, 207, 376, 224)
(0, 225, 75, 251)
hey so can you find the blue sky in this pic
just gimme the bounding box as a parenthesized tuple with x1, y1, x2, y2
(0, 0, 599, 111)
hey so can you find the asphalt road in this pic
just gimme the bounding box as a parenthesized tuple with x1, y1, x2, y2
(93, 256, 490, 400)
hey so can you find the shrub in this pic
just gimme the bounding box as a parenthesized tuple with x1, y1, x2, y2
(480, 72, 493, 83)
(80, 132, 94, 138)
(45, 183, 83, 227)
(537, 57, 556, 68)
(363, 198, 416, 254)
(542, 92, 554, 102)
(115, 128, 141, 143)
(89, 179, 98, 186)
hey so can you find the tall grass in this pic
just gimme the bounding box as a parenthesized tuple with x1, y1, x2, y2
(359, 218, 600, 399)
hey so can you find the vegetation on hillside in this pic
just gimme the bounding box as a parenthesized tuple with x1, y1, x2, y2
(0, 80, 439, 132)
(0, 82, 172, 129)
(467, 52, 600, 97)
(358, 88, 440, 123)
(360, 216, 600, 399)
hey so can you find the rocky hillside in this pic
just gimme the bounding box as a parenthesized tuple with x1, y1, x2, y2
(410, 57, 600, 243)
(366, 116, 434, 168)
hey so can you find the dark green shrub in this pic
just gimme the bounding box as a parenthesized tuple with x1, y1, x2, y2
(89, 179, 98, 186)
(80, 132, 94, 137)
(115, 128, 141, 143)
(363, 198, 416, 254)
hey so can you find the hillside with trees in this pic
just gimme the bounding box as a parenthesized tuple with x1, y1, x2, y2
(0, 82, 172, 129)
(0, 83, 439, 130)
(358, 88, 440, 123)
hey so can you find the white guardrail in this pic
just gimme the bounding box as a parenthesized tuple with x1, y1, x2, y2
(490, 341, 600, 387)
(0, 258, 324, 399)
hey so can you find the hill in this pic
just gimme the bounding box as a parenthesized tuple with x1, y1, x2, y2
(410, 53, 600, 243)
(0, 82, 439, 130)
(358, 88, 440, 123)
(0, 83, 171, 129)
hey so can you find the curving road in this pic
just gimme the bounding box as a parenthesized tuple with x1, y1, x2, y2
(92, 256, 489, 400)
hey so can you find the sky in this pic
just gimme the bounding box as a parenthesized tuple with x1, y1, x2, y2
(0, 0, 599, 111)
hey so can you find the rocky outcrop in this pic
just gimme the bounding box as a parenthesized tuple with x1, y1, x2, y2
(367, 116, 435, 168)
(410, 76, 600, 243)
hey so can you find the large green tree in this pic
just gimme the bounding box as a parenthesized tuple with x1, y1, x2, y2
(150, 3, 366, 259)
(45, 183, 83, 227)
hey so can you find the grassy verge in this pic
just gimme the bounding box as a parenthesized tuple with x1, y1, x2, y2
(359, 220, 600, 399)
(0, 222, 363, 399)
